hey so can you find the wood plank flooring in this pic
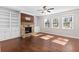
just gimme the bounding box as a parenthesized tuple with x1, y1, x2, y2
(16, 33, 79, 52)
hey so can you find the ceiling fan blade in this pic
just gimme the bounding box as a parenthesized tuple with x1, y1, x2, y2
(43, 6, 47, 9)
(47, 10, 51, 13)
(43, 6, 47, 10)
(41, 11, 44, 13)
(48, 8, 54, 10)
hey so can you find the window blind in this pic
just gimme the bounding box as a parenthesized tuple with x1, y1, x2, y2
(0, 7, 20, 41)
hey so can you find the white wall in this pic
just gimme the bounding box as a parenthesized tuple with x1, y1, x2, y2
(39, 9, 79, 39)
(34, 16, 40, 32)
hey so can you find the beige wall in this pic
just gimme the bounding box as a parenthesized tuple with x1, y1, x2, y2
(39, 9, 79, 39)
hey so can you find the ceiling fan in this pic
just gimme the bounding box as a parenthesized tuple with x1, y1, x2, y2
(37, 6, 54, 14)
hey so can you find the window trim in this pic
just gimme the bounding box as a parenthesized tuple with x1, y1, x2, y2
(62, 16, 73, 29)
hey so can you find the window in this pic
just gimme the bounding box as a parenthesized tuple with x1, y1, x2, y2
(62, 16, 73, 29)
(11, 11, 20, 38)
(44, 18, 50, 28)
(52, 17, 59, 28)
(0, 7, 20, 40)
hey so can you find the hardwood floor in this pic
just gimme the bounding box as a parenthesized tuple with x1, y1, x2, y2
(16, 33, 79, 52)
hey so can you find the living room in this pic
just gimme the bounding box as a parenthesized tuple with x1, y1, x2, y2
(0, 6, 79, 52)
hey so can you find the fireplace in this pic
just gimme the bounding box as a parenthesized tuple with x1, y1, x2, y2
(25, 27, 32, 33)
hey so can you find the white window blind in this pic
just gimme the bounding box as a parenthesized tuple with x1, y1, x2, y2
(0, 8, 10, 30)
(0, 7, 20, 41)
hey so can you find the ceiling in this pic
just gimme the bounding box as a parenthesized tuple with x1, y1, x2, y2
(7, 6, 79, 16)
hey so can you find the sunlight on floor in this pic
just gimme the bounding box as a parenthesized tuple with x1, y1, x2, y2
(40, 35, 54, 40)
(33, 34, 43, 36)
(52, 37, 69, 46)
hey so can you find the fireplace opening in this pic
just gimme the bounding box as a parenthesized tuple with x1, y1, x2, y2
(25, 27, 32, 33)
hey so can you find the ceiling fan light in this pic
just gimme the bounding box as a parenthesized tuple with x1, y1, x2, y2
(42, 11, 48, 15)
